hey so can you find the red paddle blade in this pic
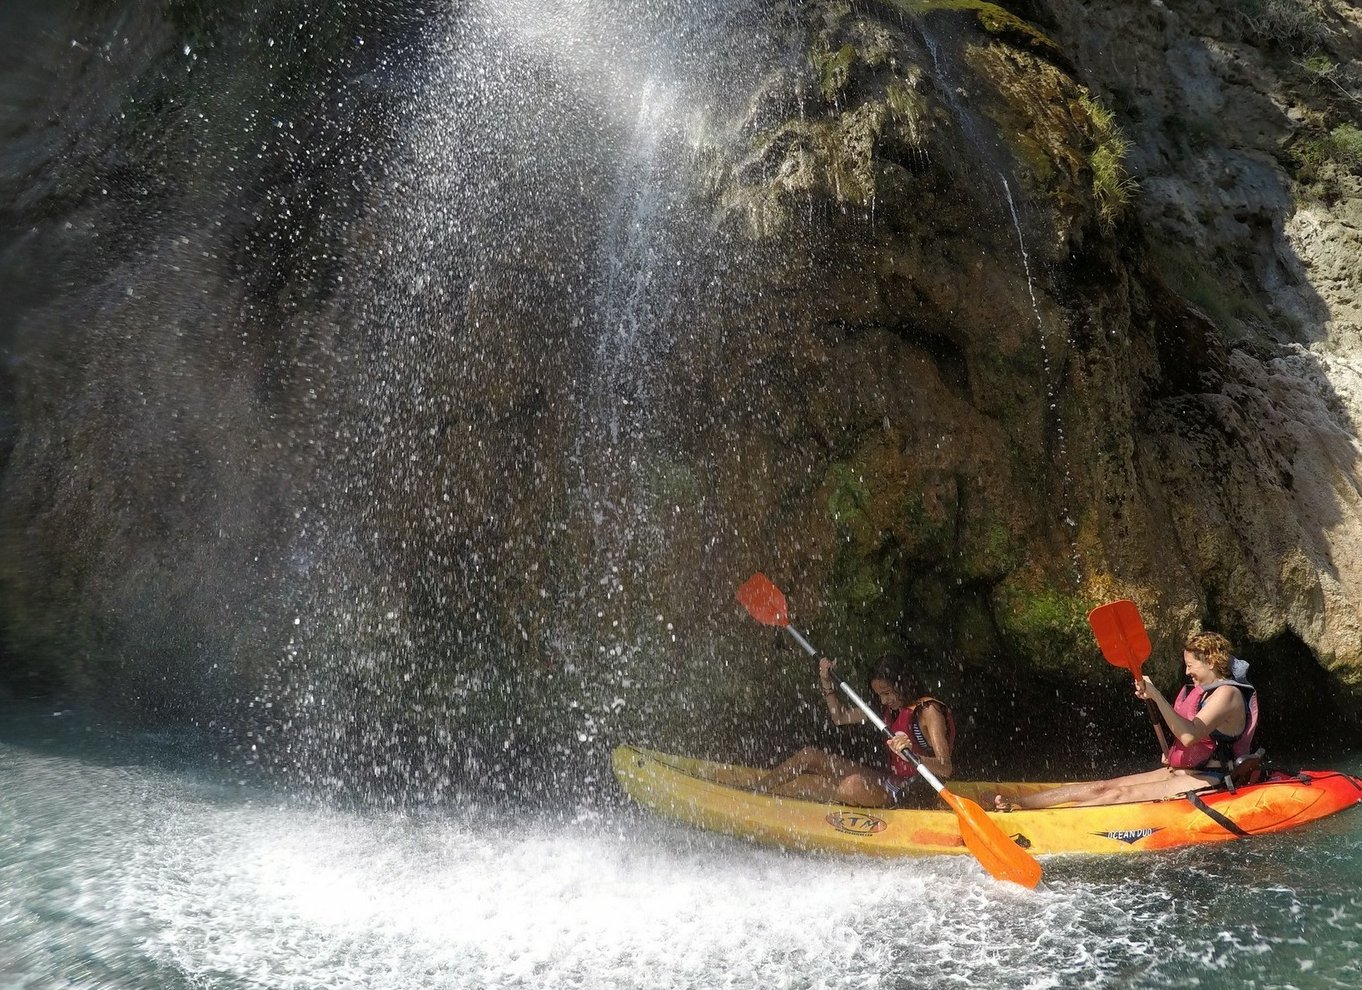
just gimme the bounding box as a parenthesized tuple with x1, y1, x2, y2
(1088, 599, 1152, 680)
(939, 790, 1043, 889)
(736, 572, 789, 627)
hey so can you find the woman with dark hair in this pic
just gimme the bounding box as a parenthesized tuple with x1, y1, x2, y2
(991, 630, 1259, 811)
(751, 653, 955, 807)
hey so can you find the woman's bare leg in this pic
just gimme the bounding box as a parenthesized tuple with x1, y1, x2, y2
(1054, 768, 1220, 807)
(832, 770, 899, 808)
(997, 767, 1219, 810)
(752, 746, 869, 797)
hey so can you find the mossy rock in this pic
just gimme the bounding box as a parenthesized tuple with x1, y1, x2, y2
(949, 591, 1005, 665)
(991, 573, 1094, 672)
(957, 519, 1022, 579)
(821, 451, 956, 562)
(642, 457, 701, 509)
(1144, 241, 1270, 340)
(826, 461, 873, 527)
(813, 42, 857, 103)
(820, 547, 912, 671)
(882, 0, 1063, 63)
(959, 42, 1130, 236)
(900, 489, 955, 558)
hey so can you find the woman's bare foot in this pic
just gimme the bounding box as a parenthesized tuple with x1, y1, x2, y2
(990, 792, 1016, 813)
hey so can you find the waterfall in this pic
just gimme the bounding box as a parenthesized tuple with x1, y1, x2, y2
(219, 0, 793, 794)
(2, 0, 1106, 795)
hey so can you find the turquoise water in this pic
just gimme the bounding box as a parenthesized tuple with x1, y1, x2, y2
(2, 701, 1360, 990)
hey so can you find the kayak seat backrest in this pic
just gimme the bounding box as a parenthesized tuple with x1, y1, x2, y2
(1227, 748, 1267, 791)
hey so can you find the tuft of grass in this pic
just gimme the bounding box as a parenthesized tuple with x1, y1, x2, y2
(1297, 54, 1362, 108)
(1300, 53, 1335, 76)
(1235, 0, 1330, 53)
(1329, 123, 1362, 164)
(1078, 94, 1138, 231)
(1295, 122, 1362, 178)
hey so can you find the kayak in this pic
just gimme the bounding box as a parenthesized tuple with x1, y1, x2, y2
(611, 745, 1362, 857)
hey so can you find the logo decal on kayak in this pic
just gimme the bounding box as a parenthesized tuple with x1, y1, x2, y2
(826, 811, 887, 836)
(1093, 827, 1163, 845)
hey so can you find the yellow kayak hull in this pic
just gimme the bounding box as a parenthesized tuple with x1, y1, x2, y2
(611, 745, 1362, 857)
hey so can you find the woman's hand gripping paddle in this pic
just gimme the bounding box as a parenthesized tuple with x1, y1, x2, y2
(1087, 599, 1169, 756)
(736, 572, 1042, 889)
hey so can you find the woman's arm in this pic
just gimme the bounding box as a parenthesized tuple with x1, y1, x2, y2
(913, 703, 954, 779)
(819, 657, 867, 726)
(887, 704, 953, 778)
(1140, 678, 1244, 746)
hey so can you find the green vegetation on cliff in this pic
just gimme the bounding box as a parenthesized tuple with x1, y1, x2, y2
(1077, 94, 1137, 232)
(993, 577, 1092, 674)
(882, 0, 1061, 61)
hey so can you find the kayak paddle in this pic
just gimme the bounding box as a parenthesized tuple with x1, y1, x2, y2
(736, 572, 1042, 889)
(1087, 599, 1169, 756)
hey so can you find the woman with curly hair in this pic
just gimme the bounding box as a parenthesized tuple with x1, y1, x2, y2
(992, 631, 1259, 811)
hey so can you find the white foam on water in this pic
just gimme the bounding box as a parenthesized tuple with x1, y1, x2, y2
(128, 799, 1033, 990)
(4, 736, 1362, 990)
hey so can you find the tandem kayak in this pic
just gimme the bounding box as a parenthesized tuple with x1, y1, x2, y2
(611, 745, 1362, 857)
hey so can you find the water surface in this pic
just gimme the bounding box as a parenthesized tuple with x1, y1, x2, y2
(2, 702, 1359, 990)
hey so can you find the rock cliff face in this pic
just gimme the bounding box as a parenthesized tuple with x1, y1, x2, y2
(1037, 0, 1362, 696)
(692, 0, 1362, 751)
(1048, 0, 1362, 706)
(2, 0, 1361, 793)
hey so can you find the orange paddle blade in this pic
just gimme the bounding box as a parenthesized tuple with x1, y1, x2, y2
(736, 572, 789, 627)
(1088, 599, 1152, 680)
(939, 789, 1042, 889)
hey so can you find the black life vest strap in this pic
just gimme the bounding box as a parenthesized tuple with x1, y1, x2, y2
(1184, 790, 1250, 838)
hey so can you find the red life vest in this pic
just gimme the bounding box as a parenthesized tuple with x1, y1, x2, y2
(1166, 679, 1259, 770)
(884, 696, 956, 779)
